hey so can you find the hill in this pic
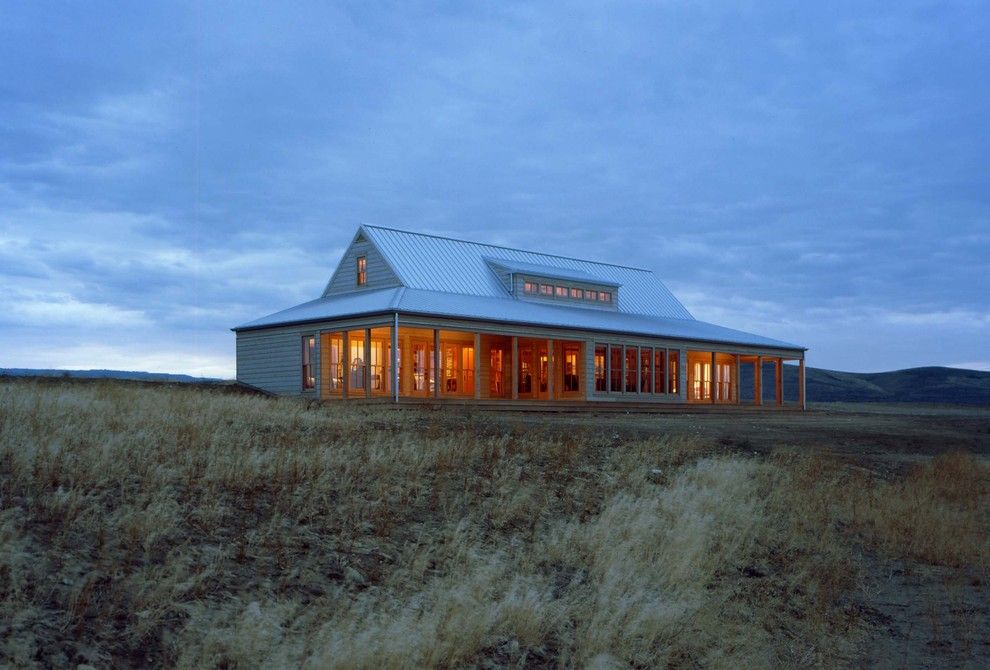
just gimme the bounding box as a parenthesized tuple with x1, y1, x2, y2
(0, 368, 223, 384)
(801, 366, 990, 405)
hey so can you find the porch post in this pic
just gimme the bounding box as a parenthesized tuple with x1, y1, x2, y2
(776, 357, 783, 406)
(710, 351, 716, 404)
(365, 329, 372, 399)
(547, 339, 554, 400)
(799, 357, 806, 410)
(474, 333, 481, 399)
(511, 336, 519, 400)
(649, 347, 655, 396)
(755, 356, 762, 406)
(734, 354, 741, 404)
(391, 314, 399, 403)
(663, 347, 669, 396)
(341, 330, 349, 400)
(433, 329, 441, 399)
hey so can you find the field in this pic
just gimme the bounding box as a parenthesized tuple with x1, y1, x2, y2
(1, 380, 988, 668)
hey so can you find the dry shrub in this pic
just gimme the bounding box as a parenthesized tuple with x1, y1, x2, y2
(846, 452, 990, 568)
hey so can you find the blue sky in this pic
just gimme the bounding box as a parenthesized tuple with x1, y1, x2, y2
(1, 1, 987, 377)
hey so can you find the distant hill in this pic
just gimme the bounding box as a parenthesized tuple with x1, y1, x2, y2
(0, 368, 224, 384)
(801, 366, 990, 405)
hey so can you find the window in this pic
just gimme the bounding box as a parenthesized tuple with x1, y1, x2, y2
(625, 346, 637, 392)
(302, 336, 316, 390)
(609, 345, 622, 392)
(563, 346, 580, 392)
(524, 281, 537, 294)
(640, 347, 652, 394)
(325, 332, 343, 393)
(356, 256, 367, 286)
(570, 287, 582, 299)
(539, 284, 552, 295)
(599, 291, 612, 303)
(654, 348, 665, 395)
(668, 350, 679, 394)
(594, 344, 607, 392)
(555, 285, 567, 297)
(348, 330, 366, 390)
(585, 289, 597, 301)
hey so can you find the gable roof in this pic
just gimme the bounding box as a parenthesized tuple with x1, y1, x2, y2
(234, 224, 804, 352)
(360, 225, 692, 319)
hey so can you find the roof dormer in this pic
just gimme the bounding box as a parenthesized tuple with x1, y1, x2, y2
(484, 258, 620, 310)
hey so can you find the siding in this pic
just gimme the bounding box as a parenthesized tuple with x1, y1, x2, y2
(323, 237, 401, 296)
(237, 325, 320, 396)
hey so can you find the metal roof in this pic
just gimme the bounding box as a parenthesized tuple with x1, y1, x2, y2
(236, 285, 803, 351)
(234, 225, 804, 351)
(362, 225, 692, 319)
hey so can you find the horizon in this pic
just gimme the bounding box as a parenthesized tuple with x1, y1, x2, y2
(2, 3, 988, 377)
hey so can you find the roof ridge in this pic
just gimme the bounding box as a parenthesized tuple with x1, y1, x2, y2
(362, 223, 653, 273)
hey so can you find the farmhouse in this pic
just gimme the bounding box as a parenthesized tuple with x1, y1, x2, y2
(234, 225, 806, 408)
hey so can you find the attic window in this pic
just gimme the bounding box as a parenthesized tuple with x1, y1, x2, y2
(356, 256, 367, 286)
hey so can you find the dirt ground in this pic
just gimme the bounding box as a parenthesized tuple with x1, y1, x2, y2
(467, 403, 990, 668)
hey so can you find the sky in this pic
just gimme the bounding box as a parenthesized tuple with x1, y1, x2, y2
(1, 1, 988, 377)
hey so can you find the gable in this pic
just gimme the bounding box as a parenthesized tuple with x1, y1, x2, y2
(323, 230, 402, 296)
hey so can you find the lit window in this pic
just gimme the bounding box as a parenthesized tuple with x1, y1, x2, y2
(570, 287, 582, 298)
(539, 284, 552, 295)
(599, 291, 612, 303)
(555, 286, 567, 297)
(302, 336, 316, 390)
(356, 256, 367, 286)
(585, 289, 597, 301)
(524, 281, 537, 294)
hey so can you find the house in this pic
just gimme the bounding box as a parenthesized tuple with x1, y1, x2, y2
(234, 225, 807, 408)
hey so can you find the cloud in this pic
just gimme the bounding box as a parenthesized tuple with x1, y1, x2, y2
(0, 291, 150, 328)
(0, 3, 987, 375)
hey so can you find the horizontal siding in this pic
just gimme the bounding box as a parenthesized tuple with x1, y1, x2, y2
(237, 325, 320, 396)
(324, 238, 401, 296)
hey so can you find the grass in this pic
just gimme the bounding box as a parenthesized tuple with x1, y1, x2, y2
(0, 381, 987, 668)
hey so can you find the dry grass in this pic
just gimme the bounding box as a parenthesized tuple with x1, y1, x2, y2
(0, 381, 987, 668)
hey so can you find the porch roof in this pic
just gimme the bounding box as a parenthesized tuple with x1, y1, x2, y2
(235, 286, 804, 351)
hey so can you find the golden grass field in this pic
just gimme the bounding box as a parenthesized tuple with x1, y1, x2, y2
(1, 380, 988, 668)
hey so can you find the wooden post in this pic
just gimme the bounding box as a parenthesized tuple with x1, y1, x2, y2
(365, 329, 372, 399)
(755, 356, 762, 406)
(734, 354, 741, 404)
(776, 357, 783, 406)
(391, 314, 399, 403)
(341, 330, 349, 400)
(799, 357, 806, 410)
(547, 339, 554, 400)
(474, 333, 481, 399)
(511, 336, 519, 400)
(710, 351, 716, 404)
(621, 346, 626, 395)
(662, 347, 669, 396)
(648, 347, 654, 396)
(433, 329, 440, 399)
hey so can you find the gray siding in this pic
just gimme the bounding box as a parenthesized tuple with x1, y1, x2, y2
(324, 238, 401, 296)
(237, 325, 320, 396)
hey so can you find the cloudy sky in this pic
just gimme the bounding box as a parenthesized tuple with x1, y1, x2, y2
(2, 1, 988, 377)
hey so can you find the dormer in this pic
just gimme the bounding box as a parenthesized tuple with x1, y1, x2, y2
(484, 258, 621, 310)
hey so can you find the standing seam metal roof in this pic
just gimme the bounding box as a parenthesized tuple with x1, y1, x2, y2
(361, 225, 693, 319)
